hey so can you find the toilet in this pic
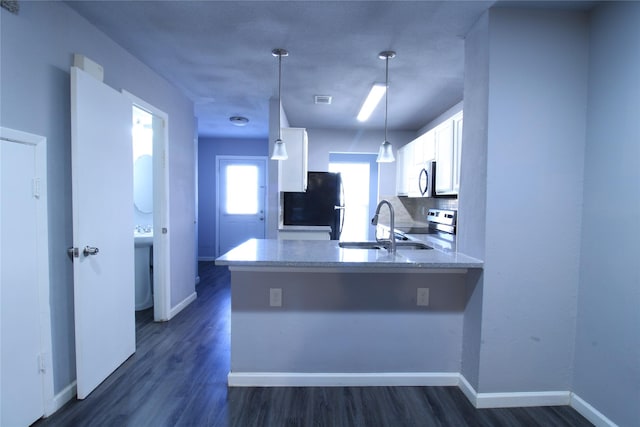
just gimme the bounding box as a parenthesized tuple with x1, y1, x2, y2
(134, 229, 153, 310)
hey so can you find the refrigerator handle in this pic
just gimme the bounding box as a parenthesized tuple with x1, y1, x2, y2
(340, 177, 345, 238)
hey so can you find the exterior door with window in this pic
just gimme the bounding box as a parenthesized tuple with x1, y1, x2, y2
(217, 157, 267, 256)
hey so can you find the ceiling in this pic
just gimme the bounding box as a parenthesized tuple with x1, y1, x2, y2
(67, 1, 498, 139)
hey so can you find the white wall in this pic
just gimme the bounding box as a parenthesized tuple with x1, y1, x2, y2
(306, 128, 415, 197)
(572, 3, 640, 426)
(0, 2, 196, 393)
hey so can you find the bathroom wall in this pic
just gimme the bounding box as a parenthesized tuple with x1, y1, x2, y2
(133, 109, 154, 228)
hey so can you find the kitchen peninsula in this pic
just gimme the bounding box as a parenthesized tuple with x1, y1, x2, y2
(216, 239, 483, 387)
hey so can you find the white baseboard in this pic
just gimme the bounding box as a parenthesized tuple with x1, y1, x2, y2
(228, 372, 460, 387)
(458, 374, 478, 406)
(570, 393, 618, 427)
(44, 381, 76, 417)
(168, 292, 197, 320)
(475, 390, 570, 408)
(458, 374, 570, 408)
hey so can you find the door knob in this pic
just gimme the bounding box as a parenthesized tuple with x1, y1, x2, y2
(83, 246, 99, 256)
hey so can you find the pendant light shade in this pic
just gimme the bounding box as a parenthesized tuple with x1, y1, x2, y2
(271, 48, 289, 160)
(271, 137, 288, 160)
(377, 140, 394, 162)
(376, 51, 396, 163)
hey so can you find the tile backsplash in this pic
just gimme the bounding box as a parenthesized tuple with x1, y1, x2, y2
(378, 195, 458, 227)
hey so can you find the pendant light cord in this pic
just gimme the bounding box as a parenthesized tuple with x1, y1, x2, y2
(384, 54, 389, 142)
(277, 52, 283, 141)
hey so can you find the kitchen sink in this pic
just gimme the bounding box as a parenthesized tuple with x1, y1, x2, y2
(339, 241, 384, 250)
(339, 241, 432, 250)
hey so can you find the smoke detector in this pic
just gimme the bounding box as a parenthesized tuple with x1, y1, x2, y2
(229, 116, 249, 126)
(314, 95, 332, 105)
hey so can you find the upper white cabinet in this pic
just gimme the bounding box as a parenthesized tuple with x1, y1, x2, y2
(278, 127, 308, 192)
(407, 131, 435, 197)
(435, 111, 463, 196)
(396, 127, 435, 197)
(395, 144, 410, 196)
(396, 110, 463, 197)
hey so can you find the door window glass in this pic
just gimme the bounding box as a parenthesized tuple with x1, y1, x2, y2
(225, 165, 258, 214)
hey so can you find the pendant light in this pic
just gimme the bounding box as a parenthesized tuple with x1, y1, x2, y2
(376, 51, 396, 163)
(271, 48, 289, 160)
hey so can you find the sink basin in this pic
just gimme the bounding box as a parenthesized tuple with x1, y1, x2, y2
(134, 231, 153, 248)
(339, 241, 432, 250)
(339, 241, 384, 250)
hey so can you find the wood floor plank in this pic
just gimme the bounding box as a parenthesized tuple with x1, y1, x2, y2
(34, 263, 592, 427)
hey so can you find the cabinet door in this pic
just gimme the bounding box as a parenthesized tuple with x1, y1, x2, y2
(422, 130, 436, 162)
(435, 119, 454, 195)
(452, 113, 463, 194)
(395, 145, 409, 196)
(278, 127, 308, 192)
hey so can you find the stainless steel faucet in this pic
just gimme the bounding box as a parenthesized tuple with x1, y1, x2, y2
(371, 199, 396, 254)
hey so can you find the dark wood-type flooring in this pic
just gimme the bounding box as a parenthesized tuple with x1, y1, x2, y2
(34, 262, 592, 427)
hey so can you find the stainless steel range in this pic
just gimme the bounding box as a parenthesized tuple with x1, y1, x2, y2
(426, 209, 457, 235)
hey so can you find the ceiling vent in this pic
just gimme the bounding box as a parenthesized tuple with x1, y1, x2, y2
(314, 95, 332, 105)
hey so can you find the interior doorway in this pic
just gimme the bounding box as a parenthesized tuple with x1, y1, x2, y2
(329, 153, 378, 241)
(123, 91, 171, 322)
(1, 127, 54, 424)
(216, 156, 267, 256)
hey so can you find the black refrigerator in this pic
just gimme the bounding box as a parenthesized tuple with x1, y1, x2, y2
(282, 172, 344, 240)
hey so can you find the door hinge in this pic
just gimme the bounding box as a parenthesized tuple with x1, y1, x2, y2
(32, 177, 41, 199)
(38, 353, 46, 373)
(67, 247, 79, 260)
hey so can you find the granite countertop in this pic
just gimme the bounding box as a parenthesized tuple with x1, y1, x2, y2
(215, 238, 483, 270)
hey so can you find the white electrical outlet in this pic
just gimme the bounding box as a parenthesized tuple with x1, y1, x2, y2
(417, 288, 430, 306)
(270, 288, 282, 307)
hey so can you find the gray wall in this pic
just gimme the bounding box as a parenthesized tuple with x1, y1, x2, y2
(0, 3, 196, 393)
(482, 8, 589, 393)
(458, 11, 490, 391)
(572, 3, 640, 426)
(198, 137, 268, 259)
(231, 270, 468, 373)
(458, 8, 589, 394)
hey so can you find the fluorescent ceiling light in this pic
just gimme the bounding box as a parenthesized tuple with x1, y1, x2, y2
(357, 83, 386, 122)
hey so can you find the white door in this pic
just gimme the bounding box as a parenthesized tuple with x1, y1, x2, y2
(0, 136, 47, 426)
(71, 67, 135, 399)
(217, 157, 266, 255)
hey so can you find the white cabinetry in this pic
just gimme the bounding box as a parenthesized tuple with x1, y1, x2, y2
(395, 144, 410, 196)
(396, 130, 435, 197)
(407, 131, 435, 197)
(396, 111, 463, 197)
(435, 111, 463, 196)
(278, 226, 331, 240)
(278, 127, 308, 192)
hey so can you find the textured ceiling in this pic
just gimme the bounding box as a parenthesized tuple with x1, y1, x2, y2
(67, 1, 497, 138)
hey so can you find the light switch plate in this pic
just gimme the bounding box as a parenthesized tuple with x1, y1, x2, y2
(417, 288, 429, 306)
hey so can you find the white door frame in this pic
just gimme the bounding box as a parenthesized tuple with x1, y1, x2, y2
(0, 127, 55, 416)
(122, 91, 171, 322)
(215, 155, 268, 257)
